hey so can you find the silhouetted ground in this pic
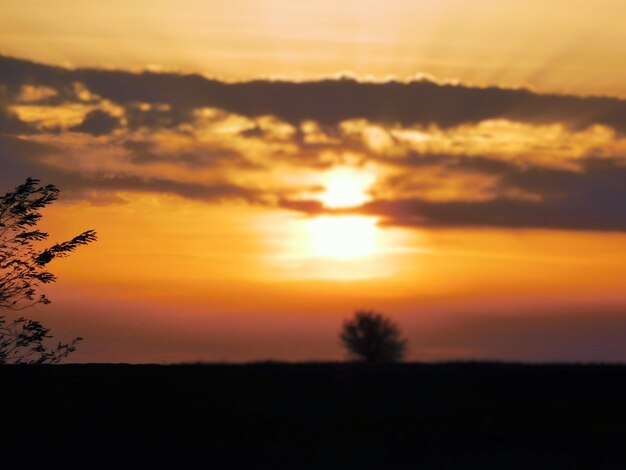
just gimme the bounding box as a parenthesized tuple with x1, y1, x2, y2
(2, 362, 626, 468)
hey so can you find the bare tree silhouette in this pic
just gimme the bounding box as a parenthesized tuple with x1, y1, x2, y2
(340, 310, 407, 363)
(0, 178, 96, 364)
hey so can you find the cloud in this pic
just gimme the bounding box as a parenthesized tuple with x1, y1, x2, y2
(1, 54, 626, 233)
(357, 196, 626, 232)
(359, 157, 626, 231)
(122, 139, 254, 169)
(278, 198, 326, 215)
(70, 110, 120, 136)
(278, 156, 626, 232)
(0, 135, 64, 192)
(63, 173, 262, 203)
(0, 56, 76, 105)
(0, 106, 36, 134)
(4, 54, 626, 132)
(76, 68, 626, 131)
(0, 135, 260, 204)
(389, 153, 518, 175)
(124, 103, 193, 130)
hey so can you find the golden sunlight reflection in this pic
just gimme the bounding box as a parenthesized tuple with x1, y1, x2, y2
(307, 215, 378, 259)
(318, 167, 375, 208)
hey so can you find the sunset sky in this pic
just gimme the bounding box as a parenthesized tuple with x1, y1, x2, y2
(1, 1, 625, 363)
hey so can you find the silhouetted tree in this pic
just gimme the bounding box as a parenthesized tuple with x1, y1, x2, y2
(0, 178, 96, 364)
(340, 310, 407, 363)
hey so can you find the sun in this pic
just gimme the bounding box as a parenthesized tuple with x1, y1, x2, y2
(318, 167, 375, 209)
(307, 215, 378, 259)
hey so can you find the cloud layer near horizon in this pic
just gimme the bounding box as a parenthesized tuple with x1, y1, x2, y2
(1, 55, 625, 232)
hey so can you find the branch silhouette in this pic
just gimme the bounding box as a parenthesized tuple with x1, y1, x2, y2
(0, 178, 96, 364)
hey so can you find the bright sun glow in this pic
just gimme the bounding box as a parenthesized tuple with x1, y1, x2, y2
(318, 167, 375, 209)
(307, 215, 379, 259)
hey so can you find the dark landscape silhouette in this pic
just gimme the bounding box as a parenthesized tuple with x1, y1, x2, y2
(3, 362, 626, 468)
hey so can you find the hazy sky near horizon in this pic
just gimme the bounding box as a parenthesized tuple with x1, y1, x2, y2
(1, 1, 625, 363)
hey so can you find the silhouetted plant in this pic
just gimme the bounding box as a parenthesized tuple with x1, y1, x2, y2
(340, 310, 407, 363)
(0, 178, 96, 364)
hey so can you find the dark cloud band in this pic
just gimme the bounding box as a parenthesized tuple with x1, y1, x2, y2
(280, 156, 626, 232)
(3, 55, 626, 132)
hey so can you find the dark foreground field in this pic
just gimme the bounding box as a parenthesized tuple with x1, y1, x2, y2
(3, 362, 626, 468)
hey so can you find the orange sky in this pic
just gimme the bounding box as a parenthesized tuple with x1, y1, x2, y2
(1, 1, 626, 362)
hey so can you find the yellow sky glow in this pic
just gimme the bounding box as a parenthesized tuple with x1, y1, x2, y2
(307, 216, 379, 260)
(318, 167, 375, 209)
